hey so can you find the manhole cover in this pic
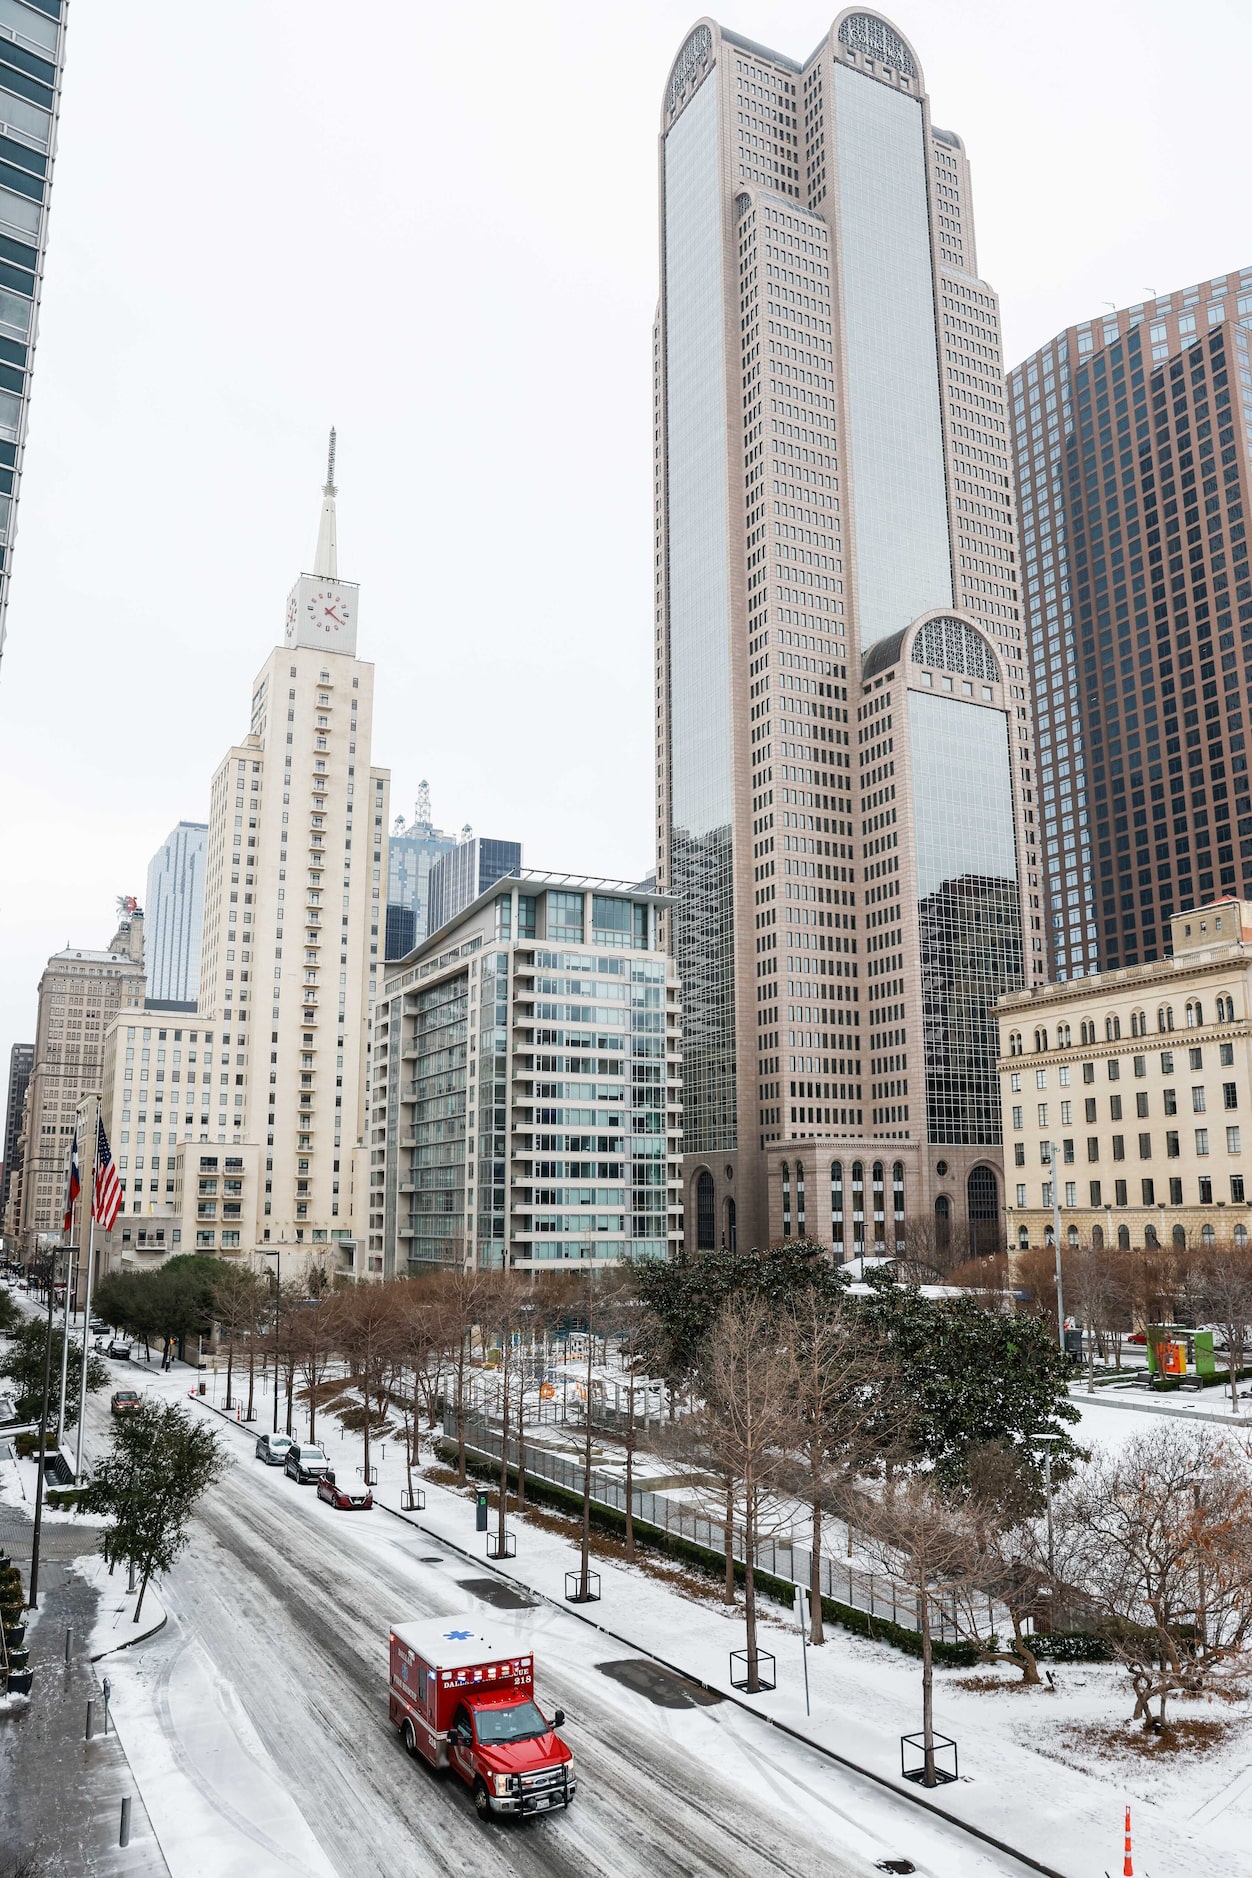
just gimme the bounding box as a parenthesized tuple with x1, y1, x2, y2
(457, 1578, 536, 1610)
(876, 1862, 916, 1874)
(597, 1659, 724, 1709)
(418, 1556, 444, 1566)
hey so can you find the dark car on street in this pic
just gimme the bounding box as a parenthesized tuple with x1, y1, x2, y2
(106, 1341, 132, 1360)
(110, 1389, 142, 1415)
(316, 1471, 373, 1511)
(284, 1443, 332, 1483)
(255, 1432, 295, 1466)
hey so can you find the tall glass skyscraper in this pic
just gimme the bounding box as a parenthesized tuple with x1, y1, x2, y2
(384, 787, 457, 960)
(0, 0, 66, 674)
(145, 820, 208, 1004)
(1008, 271, 1252, 980)
(655, 12, 1041, 1255)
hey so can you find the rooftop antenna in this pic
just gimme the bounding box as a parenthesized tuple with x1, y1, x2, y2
(313, 427, 338, 577)
(416, 779, 432, 829)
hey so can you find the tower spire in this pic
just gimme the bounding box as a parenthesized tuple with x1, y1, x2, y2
(313, 426, 338, 577)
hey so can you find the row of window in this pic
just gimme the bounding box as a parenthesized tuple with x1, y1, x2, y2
(1009, 996, 1237, 1053)
(1024, 1175, 1245, 1208)
(1014, 1082, 1239, 1126)
(1011, 1041, 1235, 1087)
(1017, 1126, 1241, 1162)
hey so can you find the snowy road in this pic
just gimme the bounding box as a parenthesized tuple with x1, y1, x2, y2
(146, 1456, 865, 1878)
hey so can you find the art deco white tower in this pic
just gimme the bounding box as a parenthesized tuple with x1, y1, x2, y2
(196, 436, 390, 1271)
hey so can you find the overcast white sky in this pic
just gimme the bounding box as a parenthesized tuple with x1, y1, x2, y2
(1, 0, 1249, 1092)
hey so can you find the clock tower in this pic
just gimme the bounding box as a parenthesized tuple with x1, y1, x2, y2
(285, 428, 360, 656)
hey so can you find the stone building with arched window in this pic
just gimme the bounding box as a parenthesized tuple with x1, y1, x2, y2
(998, 898, 1252, 1257)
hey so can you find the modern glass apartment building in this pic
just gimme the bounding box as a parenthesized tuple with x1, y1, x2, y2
(426, 835, 522, 940)
(373, 872, 683, 1274)
(1008, 271, 1252, 981)
(655, 12, 1040, 1255)
(0, 0, 66, 674)
(145, 820, 208, 1004)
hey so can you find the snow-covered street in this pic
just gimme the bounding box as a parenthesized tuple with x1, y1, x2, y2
(73, 1367, 1033, 1878)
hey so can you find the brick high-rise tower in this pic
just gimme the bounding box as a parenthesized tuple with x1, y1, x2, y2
(655, 12, 1042, 1257)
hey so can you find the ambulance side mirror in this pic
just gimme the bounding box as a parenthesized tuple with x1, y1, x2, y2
(552, 1709, 565, 1730)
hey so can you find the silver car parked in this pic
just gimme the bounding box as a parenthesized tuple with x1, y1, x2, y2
(255, 1432, 295, 1466)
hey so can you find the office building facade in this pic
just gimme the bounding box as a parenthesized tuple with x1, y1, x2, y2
(145, 820, 208, 1003)
(999, 899, 1252, 1254)
(426, 835, 522, 940)
(1009, 272, 1252, 984)
(373, 873, 683, 1275)
(384, 785, 457, 960)
(0, 0, 67, 674)
(16, 905, 146, 1269)
(1, 1039, 33, 1227)
(655, 12, 1040, 1254)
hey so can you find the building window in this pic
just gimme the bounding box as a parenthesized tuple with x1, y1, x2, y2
(1224, 1083, 1239, 1110)
(1199, 1177, 1214, 1205)
(1089, 1180, 1102, 1206)
(1195, 1129, 1210, 1156)
(830, 1160, 844, 1252)
(1114, 1180, 1128, 1208)
(1193, 1087, 1207, 1113)
(1227, 1127, 1242, 1155)
(1232, 1176, 1246, 1204)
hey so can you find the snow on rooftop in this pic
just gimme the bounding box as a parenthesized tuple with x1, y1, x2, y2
(390, 1617, 531, 1672)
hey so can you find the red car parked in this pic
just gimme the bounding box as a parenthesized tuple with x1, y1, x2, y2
(317, 1470, 373, 1511)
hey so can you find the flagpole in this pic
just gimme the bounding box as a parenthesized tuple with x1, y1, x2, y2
(56, 1104, 83, 1443)
(74, 1097, 100, 1482)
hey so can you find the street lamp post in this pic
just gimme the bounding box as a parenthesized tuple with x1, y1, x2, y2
(256, 1247, 282, 1434)
(1034, 1433, 1063, 1580)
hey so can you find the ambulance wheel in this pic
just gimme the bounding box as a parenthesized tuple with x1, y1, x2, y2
(401, 1720, 417, 1757)
(473, 1779, 492, 1821)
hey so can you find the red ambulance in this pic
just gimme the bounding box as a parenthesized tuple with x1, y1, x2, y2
(389, 1617, 576, 1820)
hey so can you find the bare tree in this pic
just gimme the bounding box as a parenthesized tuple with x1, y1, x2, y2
(339, 1281, 401, 1484)
(685, 1294, 795, 1691)
(779, 1289, 887, 1644)
(1066, 1240, 1131, 1392)
(295, 1290, 343, 1446)
(1197, 1239, 1252, 1413)
(437, 1260, 489, 1486)
(861, 1474, 986, 1785)
(1058, 1423, 1252, 1730)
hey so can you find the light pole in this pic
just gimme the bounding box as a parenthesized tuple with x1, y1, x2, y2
(1049, 1142, 1066, 1357)
(1034, 1433, 1063, 1580)
(256, 1247, 282, 1435)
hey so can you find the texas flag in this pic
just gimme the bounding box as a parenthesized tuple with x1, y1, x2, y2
(62, 1122, 80, 1234)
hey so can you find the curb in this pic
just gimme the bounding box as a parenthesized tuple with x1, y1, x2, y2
(90, 1606, 168, 1662)
(1072, 1388, 1250, 1428)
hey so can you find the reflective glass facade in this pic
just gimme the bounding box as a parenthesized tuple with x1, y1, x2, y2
(144, 821, 208, 1004)
(663, 69, 737, 1155)
(426, 836, 522, 940)
(1009, 268, 1252, 982)
(0, 0, 65, 671)
(385, 818, 457, 958)
(910, 692, 1023, 1142)
(833, 62, 951, 649)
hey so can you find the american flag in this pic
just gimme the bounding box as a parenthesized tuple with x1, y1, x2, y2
(92, 1116, 122, 1230)
(62, 1123, 80, 1234)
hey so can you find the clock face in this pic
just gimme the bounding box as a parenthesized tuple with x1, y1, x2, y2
(306, 587, 352, 636)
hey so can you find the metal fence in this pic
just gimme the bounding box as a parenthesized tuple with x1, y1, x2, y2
(443, 1407, 1009, 1646)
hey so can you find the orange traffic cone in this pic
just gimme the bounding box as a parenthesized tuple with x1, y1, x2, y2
(1123, 1804, 1133, 1876)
